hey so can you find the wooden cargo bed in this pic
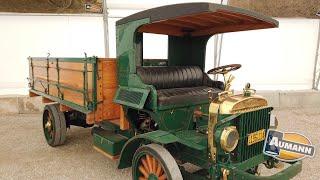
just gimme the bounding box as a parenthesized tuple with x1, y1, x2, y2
(28, 57, 121, 124)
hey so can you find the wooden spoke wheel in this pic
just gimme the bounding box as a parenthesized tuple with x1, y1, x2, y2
(43, 104, 66, 147)
(132, 144, 183, 180)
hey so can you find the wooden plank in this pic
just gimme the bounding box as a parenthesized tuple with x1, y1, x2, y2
(32, 60, 47, 67)
(102, 102, 120, 120)
(101, 59, 118, 89)
(48, 62, 93, 91)
(194, 13, 224, 24)
(175, 17, 210, 27)
(215, 11, 258, 23)
(100, 59, 120, 121)
(191, 22, 273, 37)
(89, 59, 104, 123)
(101, 87, 120, 120)
(60, 104, 73, 112)
(86, 112, 95, 124)
(120, 106, 130, 130)
(161, 20, 196, 29)
(42, 97, 54, 103)
(87, 58, 120, 123)
(109, 119, 120, 126)
(138, 23, 185, 36)
(48, 61, 93, 71)
(204, 13, 239, 24)
(60, 87, 84, 107)
(29, 91, 39, 97)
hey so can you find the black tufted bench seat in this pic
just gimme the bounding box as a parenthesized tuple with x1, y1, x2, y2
(136, 66, 223, 107)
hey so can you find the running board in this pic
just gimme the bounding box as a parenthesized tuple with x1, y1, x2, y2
(93, 146, 119, 160)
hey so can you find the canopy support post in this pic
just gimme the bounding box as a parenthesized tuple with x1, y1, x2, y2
(213, 0, 228, 80)
(103, 0, 110, 58)
(312, 19, 320, 90)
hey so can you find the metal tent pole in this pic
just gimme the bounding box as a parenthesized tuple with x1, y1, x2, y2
(213, 0, 227, 80)
(103, 0, 110, 58)
(312, 19, 320, 90)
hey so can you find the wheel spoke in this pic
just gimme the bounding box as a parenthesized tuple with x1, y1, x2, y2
(138, 165, 149, 178)
(141, 158, 150, 173)
(152, 157, 156, 173)
(146, 154, 153, 173)
(46, 112, 53, 132)
(156, 161, 162, 176)
(48, 112, 52, 122)
(153, 159, 158, 175)
(159, 168, 164, 177)
(158, 174, 167, 180)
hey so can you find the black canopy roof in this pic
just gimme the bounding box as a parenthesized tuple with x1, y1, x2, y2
(116, 3, 279, 37)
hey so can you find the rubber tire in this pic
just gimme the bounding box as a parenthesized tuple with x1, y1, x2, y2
(132, 144, 183, 180)
(43, 104, 67, 147)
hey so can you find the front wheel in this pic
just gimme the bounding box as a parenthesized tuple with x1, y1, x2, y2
(42, 104, 67, 146)
(132, 144, 183, 180)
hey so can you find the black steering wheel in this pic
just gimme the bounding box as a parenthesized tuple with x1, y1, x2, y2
(207, 64, 241, 75)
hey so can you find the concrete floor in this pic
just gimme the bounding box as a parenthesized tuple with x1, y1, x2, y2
(0, 108, 319, 180)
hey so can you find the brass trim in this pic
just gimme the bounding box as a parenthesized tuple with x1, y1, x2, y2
(219, 95, 268, 114)
(208, 99, 222, 163)
(220, 126, 239, 152)
(223, 72, 235, 91)
(222, 168, 230, 180)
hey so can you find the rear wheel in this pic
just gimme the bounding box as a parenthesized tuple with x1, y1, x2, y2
(42, 104, 67, 146)
(132, 144, 183, 180)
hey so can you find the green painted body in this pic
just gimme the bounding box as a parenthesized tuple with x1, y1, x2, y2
(93, 129, 128, 156)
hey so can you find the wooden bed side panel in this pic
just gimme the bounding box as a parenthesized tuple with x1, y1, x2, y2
(101, 59, 120, 120)
(30, 60, 94, 107)
(86, 60, 103, 124)
(48, 62, 94, 90)
(101, 58, 118, 89)
(87, 58, 120, 123)
(29, 57, 121, 124)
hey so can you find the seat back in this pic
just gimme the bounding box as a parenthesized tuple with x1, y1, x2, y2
(136, 66, 204, 89)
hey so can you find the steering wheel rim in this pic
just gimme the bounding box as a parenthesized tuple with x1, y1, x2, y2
(207, 64, 241, 75)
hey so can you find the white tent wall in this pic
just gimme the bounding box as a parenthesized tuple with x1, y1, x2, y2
(206, 18, 319, 90)
(0, 3, 318, 95)
(0, 15, 105, 95)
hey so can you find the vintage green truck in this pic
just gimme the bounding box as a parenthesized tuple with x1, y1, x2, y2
(28, 3, 302, 180)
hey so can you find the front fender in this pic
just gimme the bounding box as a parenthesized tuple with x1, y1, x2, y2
(118, 130, 179, 169)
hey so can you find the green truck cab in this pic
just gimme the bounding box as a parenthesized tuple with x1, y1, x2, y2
(114, 3, 301, 180)
(29, 2, 302, 180)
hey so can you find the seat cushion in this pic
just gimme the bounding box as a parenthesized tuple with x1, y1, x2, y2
(137, 66, 203, 89)
(157, 86, 221, 106)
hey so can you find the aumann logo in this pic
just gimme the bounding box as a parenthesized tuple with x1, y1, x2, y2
(263, 130, 315, 162)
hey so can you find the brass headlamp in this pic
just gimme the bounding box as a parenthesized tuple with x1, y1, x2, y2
(220, 126, 239, 152)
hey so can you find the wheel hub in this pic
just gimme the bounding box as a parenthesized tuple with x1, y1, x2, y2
(45, 120, 52, 129)
(148, 174, 158, 180)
